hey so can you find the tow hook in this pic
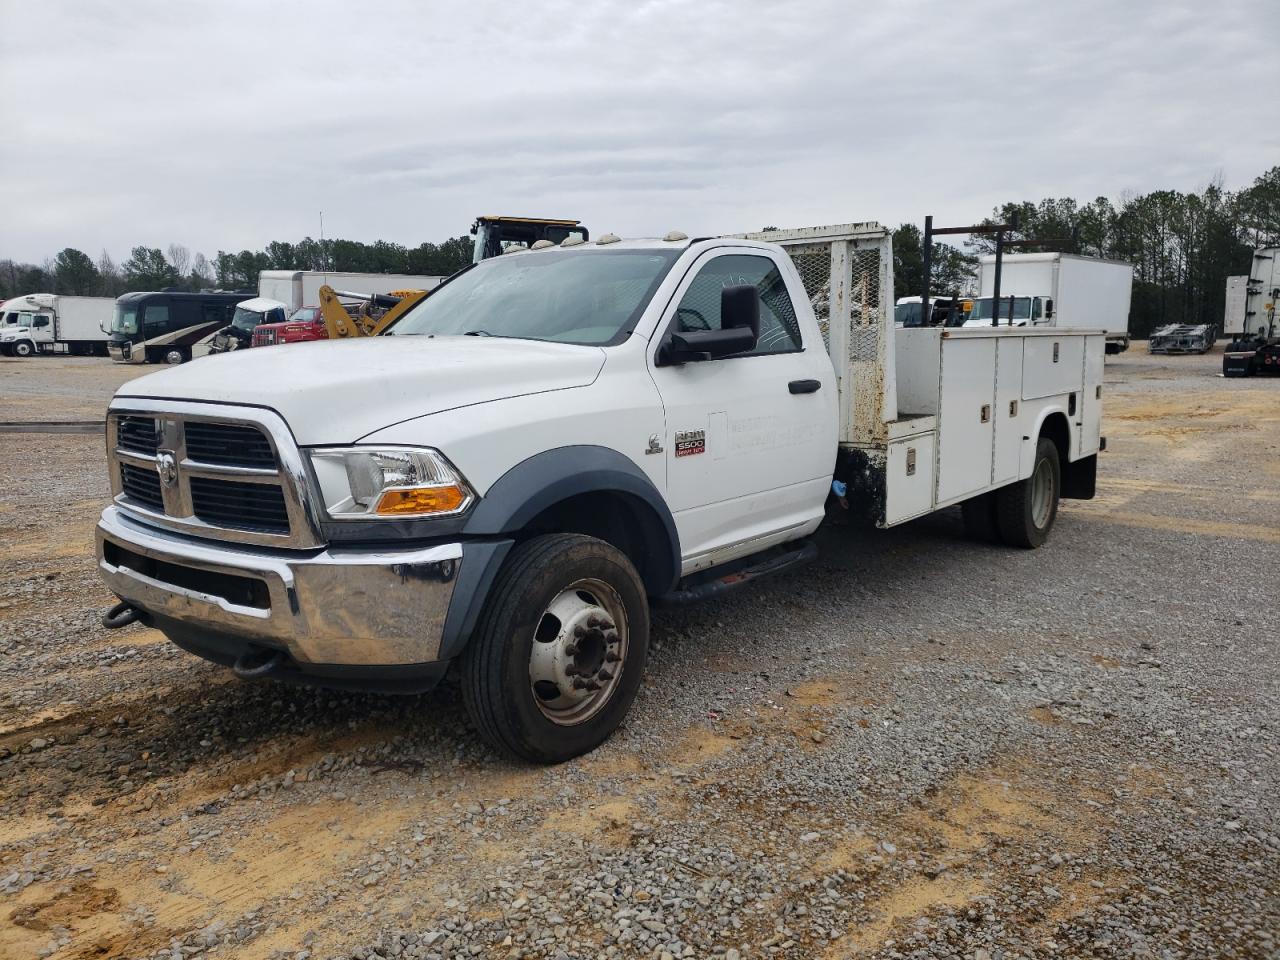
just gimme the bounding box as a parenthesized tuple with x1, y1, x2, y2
(233, 647, 286, 680)
(102, 601, 141, 629)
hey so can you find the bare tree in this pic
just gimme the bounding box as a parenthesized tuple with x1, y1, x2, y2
(190, 252, 214, 289)
(166, 243, 191, 278)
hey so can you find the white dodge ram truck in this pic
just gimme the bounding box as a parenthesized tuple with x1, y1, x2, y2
(97, 222, 1104, 762)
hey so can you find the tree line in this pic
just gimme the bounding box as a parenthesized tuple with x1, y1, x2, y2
(892, 165, 1277, 337)
(0, 236, 475, 304)
(3, 165, 1277, 338)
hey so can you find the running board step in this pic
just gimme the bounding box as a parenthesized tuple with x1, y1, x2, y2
(654, 539, 818, 607)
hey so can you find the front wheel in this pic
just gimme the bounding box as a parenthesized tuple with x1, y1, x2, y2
(12, 340, 34, 358)
(995, 437, 1061, 549)
(460, 533, 649, 763)
(164, 347, 189, 364)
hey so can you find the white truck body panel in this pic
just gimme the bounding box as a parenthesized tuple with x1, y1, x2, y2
(257, 271, 446, 312)
(1242, 247, 1280, 339)
(1223, 275, 1248, 335)
(977, 253, 1133, 343)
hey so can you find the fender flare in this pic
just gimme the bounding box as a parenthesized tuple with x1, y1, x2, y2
(438, 446, 680, 661)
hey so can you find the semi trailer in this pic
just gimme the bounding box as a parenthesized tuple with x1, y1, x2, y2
(1223, 247, 1280, 377)
(96, 220, 1104, 763)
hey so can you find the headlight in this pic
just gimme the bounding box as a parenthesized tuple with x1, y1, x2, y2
(307, 446, 475, 520)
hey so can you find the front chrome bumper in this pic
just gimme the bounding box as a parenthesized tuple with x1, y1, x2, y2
(96, 505, 461, 667)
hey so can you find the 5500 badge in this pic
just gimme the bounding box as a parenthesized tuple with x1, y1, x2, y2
(674, 429, 706, 457)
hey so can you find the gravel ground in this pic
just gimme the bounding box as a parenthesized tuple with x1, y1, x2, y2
(0, 348, 1276, 960)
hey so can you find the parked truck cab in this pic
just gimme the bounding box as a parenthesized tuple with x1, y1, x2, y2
(207, 297, 289, 353)
(96, 223, 1103, 763)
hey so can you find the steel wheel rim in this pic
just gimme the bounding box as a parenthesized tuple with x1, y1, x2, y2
(1031, 456, 1054, 529)
(165, 350, 184, 364)
(527, 577, 628, 726)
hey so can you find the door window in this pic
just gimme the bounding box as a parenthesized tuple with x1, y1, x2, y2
(674, 254, 802, 355)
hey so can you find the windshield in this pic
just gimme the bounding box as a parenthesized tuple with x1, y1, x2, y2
(289, 307, 320, 323)
(231, 306, 263, 331)
(111, 304, 139, 335)
(894, 303, 924, 326)
(391, 248, 680, 345)
(970, 296, 1032, 322)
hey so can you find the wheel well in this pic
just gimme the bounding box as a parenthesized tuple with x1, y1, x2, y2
(519, 491, 676, 595)
(1038, 411, 1071, 465)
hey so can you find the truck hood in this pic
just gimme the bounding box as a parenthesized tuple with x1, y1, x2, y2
(115, 336, 607, 444)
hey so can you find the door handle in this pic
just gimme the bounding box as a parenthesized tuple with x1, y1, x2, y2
(789, 379, 821, 394)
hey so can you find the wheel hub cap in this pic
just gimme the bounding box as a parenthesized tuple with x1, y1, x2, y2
(528, 579, 626, 725)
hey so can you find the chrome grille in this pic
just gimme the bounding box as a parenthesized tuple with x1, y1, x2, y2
(120, 463, 164, 509)
(117, 416, 160, 455)
(184, 422, 276, 468)
(106, 403, 321, 549)
(190, 477, 289, 533)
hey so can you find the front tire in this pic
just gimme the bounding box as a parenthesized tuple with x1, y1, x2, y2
(12, 340, 34, 358)
(460, 534, 649, 763)
(995, 437, 1061, 549)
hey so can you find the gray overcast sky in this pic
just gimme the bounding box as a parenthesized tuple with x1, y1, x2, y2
(2, 0, 1277, 264)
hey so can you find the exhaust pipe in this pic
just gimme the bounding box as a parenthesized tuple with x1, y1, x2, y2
(233, 646, 287, 680)
(102, 601, 141, 629)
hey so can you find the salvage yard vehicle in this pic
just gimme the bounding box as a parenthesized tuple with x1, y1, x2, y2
(107, 291, 249, 364)
(0, 293, 114, 356)
(1149, 323, 1217, 355)
(1223, 246, 1280, 377)
(250, 306, 326, 347)
(967, 253, 1134, 354)
(96, 221, 1105, 762)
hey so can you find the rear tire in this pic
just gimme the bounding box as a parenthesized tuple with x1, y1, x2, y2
(460, 533, 649, 764)
(960, 492, 1001, 543)
(164, 347, 189, 364)
(995, 437, 1060, 549)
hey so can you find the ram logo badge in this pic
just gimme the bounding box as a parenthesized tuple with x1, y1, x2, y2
(674, 429, 706, 457)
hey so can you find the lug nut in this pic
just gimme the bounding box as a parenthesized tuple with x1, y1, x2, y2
(598, 669, 613, 681)
(573, 678, 589, 690)
(574, 624, 587, 638)
(586, 681, 602, 691)
(565, 644, 578, 656)
(605, 651, 622, 663)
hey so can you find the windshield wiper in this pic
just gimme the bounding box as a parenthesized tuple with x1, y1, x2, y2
(463, 329, 494, 337)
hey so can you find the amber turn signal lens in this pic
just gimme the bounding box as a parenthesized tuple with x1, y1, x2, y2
(374, 485, 468, 516)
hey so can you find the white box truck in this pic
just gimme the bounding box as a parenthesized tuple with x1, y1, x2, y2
(204, 271, 448, 355)
(966, 253, 1133, 354)
(95, 221, 1104, 762)
(0, 293, 114, 357)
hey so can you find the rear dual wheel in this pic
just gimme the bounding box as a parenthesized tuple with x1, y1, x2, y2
(961, 437, 1061, 549)
(460, 533, 649, 764)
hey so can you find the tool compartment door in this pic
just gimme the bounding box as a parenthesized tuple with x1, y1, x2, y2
(1078, 336, 1104, 456)
(993, 336, 1025, 485)
(1022, 335, 1085, 399)
(936, 336, 997, 504)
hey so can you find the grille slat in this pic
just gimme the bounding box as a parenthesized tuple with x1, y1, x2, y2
(117, 416, 159, 455)
(120, 463, 163, 510)
(184, 422, 276, 468)
(190, 477, 289, 534)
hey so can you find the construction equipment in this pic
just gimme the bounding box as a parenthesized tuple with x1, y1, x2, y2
(1149, 323, 1217, 355)
(471, 216, 588, 262)
(317, 285, 431, 340)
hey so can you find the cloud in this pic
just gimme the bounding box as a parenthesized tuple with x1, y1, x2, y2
(1, 0, 1276, 262)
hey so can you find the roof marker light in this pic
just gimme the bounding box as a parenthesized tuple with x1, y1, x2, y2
(560, 235, 586, 247)
(596, 233, 621, 245)
(664, 230, 688, 242)
(530, 239, 556, 250)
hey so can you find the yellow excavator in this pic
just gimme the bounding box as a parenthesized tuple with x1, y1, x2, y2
(319, 216, 589, 340)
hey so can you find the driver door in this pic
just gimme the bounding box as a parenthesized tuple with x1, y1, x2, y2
(647, 249, 835, 574)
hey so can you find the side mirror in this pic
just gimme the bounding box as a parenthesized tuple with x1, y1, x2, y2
(1044, 298, 1054, 320)
(658, 285, 760, 365)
